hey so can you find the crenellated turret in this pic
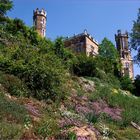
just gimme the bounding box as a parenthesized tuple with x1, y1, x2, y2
(115, 30, 134, 79)
(33, 8, 47, 37)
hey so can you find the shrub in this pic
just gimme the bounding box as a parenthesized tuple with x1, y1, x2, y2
(68, 132, 77, 140)
(0, 71, 29, 97)
(0, 44, 68, 101)
(72, 54, 96, 77)
(86, 112, 98, 123)
(120, 75, 134, 93)
(53, 37, 75, 70)
(134, 75, 140, 96)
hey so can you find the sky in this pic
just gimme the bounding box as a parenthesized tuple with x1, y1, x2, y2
(8, 0, 140, 77)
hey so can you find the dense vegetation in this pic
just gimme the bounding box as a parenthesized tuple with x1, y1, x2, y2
(131, 8, 140, 63)
(0, 1, 140, 139)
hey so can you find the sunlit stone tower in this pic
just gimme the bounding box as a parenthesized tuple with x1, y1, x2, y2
(115, 30, 134, 79)
(33, 8, 47, 37)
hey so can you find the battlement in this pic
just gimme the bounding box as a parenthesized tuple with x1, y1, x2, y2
(33, 8, 47, 17)
(33, 8, 47, 37)
(115, 30, 128, 37)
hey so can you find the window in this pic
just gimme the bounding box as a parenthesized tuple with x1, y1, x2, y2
(43, 18, 45, 24)
(42, 29, 45, 37)
(43, 30, 46, 37)
(90, 45, 94, 51)
(125, 62, 129, 68)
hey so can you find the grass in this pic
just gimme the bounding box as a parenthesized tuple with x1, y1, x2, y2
(35, 113, 59, 138)
(0, 122, 23, 140)
(86, 77, 140, 127)
(0, 92, 29, 123)
(95, 122, 140, 140)
(0, 92, 30, 139)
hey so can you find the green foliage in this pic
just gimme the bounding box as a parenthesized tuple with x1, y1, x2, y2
(95, 57, 112, 74)
(86, 112, 98, 123)
(53, 37, 75, 69)
(68, 132, 77, 140)
(0, 92, 29, 123)
(0, 0, 13, 17)
(5, 18, 26, 34)
(99, 38, 120, 76)
(0, 122, 23, 140)
(99, 123, 140, 140)
(99, 37, 119, 61)
(72, 54, 96, 77)
(35, 113, 59, 137)
(89, 77, 140, 127)
(134, 74, 140, 96)
(0, 71, 29, 97)
(0, 44, 68, 100)
(131, 8, 140, 63)
(120, 75, 134, 93)
(4, 18, 43, 46)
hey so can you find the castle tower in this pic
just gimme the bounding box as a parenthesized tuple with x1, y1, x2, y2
(33, 8, 47, 37)
(115, 30, 134, 79)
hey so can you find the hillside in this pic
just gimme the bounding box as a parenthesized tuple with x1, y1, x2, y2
(0, 74, 140, 139)
(0, 1, 140, 139)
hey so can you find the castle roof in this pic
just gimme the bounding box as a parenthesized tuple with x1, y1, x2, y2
(65, 30, 99, 45)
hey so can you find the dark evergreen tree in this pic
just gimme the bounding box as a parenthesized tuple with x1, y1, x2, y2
(134, 75, 140, 96)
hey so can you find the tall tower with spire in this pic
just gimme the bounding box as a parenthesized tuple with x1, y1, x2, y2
(33, 8, 47, 37)
(115, 30, 134, 79)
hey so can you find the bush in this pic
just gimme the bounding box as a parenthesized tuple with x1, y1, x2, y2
(86, 112, 98, 123)
(0, 71, 29, 97)
(0, 44, 68, 101)
(72, 54, 96, 77)
(134, 75, 140, 96)
(120, 76, 134, 93)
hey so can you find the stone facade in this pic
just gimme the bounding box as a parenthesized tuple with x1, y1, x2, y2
(64, 30, 99, 57)
(33, 8, 47, 37)
(115, 30, 134, 79)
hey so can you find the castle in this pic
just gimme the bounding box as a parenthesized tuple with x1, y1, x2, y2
(115, 30, 134, 79)
(33, 8, 47, 37)
(33, 8, 134, 79)
(64, 30, 99, 57)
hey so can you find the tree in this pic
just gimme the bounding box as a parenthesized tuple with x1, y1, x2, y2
(134, 75, 140, 96)
(0, 0, 13, 17)
(53, 37, 75, 70)
(130, 8, 140, 63)
(99, 38, 121, 76)
(99, 37, 119, 61)
(72, 54, 96, 77)
(120, 75, 134, 93)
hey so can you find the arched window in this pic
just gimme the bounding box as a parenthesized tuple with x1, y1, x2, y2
(42, 18, 45, 24)
(43, 30, 46, 37)
(125, 62, 129, 68)
(42, 29, 45, 37)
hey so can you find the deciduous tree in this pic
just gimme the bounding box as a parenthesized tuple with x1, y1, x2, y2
(130, 8, 140, 63)
(0, 0, 13, 17)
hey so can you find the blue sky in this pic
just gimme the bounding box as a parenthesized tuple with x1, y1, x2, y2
(8, 0, 140, 77)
